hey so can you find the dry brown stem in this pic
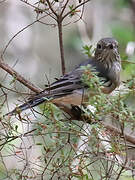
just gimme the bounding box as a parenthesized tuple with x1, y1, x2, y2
(0, 58, 41, 93)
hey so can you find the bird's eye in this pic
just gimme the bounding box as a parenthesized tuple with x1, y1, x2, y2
(109, 44, 113, 49)
(97, 44, 102, 49)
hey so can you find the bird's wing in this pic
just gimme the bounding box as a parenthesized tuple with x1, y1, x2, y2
(7, 58, 112, 116)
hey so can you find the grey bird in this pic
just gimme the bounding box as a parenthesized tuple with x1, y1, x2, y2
(7, 37, 121, 116)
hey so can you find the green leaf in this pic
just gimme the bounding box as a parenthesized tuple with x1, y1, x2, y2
(36, 143, 42, 146)
(82, 45, 93, 57)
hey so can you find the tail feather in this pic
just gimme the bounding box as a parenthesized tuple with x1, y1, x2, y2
(6, 96, 48, 116)
(6, 91, 72, 116)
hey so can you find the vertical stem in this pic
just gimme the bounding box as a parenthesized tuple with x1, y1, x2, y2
(57, 17, 65, 75)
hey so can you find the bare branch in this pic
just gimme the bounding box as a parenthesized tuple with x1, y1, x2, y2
(57, 18, 65, 75)
(46, 0, 58, 17)
(0, 59, 41, 93)
(1, 14, 52, 57)
(60, 0, 70, 16)
(103, 123, 135, 145)
(62, 0, 91, 21)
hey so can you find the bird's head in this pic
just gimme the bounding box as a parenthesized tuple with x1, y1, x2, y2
(94, 37, 121, 93)
(94, 37, 120, 68)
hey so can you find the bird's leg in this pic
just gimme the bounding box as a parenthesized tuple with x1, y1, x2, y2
(71, 105, 82, 118)
(53, 102, 78, 119)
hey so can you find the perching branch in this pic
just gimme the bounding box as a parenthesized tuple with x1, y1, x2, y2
(62, 108, 135, 146)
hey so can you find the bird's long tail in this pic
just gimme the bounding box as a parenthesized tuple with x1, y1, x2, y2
(6, 90, 71, 116)
(6, 95, 49, 116)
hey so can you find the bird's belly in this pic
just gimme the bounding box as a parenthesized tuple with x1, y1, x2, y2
(52, 89, 84, 106)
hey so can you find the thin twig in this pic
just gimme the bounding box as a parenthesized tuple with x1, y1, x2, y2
(0, 128, 37, 150)
(0, 83, 32, 95)
(60, 0, 70, 16)
(46, 0, 58, 17)
(1, 14, 50, 58)
(41, 145, 65, 179)
(45, 0, 67, 75)
(63, 108, 135, 145)
(62, 0, 91, 21)
(0, 59, 41, 93)
(103, 123, 135, 145)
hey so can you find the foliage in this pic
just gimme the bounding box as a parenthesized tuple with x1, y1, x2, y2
(1, 65, 135, 179)
(82, 45, 93, 58)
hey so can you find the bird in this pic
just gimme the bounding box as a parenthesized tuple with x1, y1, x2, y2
(6, 37, 121, 116)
